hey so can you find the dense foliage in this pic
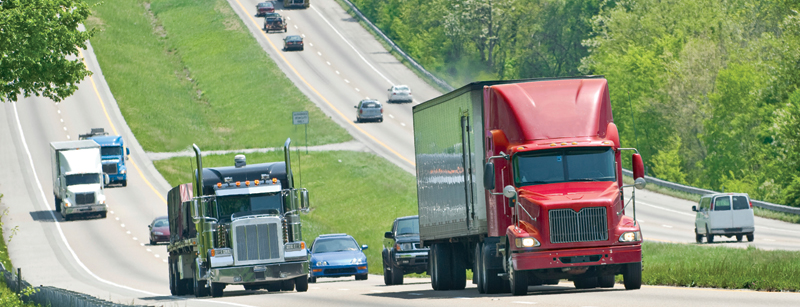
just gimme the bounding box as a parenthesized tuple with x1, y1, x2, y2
(0, 0, 94, 102)
(351, 0, 800, 206)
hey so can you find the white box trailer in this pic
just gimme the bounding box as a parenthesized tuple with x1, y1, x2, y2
(50, 140, 109, 220)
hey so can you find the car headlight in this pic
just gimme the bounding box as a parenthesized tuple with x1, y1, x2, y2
(619, 231, 642, 242)
(515, 237, 540, 248)
(350, 258, 365, 264)
(153, 231, 164, 235)
(315, 261, 328, 266)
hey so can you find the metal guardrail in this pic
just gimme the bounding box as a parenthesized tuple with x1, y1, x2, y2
(339, 0, 455, 92)
(622, 169, 800, 215)
(1, 263, 150, 307)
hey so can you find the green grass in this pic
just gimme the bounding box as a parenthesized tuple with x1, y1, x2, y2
(0, 195, 12, 272)
(85, 0, 350, 152)
(0, 194, 39, 307)
(641, 242, 800, 291)
(155, 150, 418, 274)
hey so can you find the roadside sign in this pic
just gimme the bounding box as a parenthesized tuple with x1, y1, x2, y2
(292, 111, 309, 125)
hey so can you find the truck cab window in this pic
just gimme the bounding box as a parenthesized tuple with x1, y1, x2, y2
(65, 174, 101, 185)
(514, 147, 615, 186)
(101, 146, 123, 156)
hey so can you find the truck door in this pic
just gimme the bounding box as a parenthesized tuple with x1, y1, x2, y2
(461, 115, 476, 229)
(709, 196, 733, 231)
(731, 195, 754, 229)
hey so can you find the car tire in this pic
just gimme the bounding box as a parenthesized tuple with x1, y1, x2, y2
(356, 273, 368, 281)
(573, 277, 598, 289)
(695, 228, 703, 243)
(623, 262, 642, 290)
(379, 118, 383, 122)
(300, 47, 304, 51)
(308, 276, 316, 283)
(706, 227, 714, 243)
(150, 238, 156, 245)
(598, 275, 616, 288)
(295, 275, 309, 292)
(391, 262, 403, 285)
(747, 233, 754, 242)
(383, 263, 393, 285)
(210, 282, 224, 297)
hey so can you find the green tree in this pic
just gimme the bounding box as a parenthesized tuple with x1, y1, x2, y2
(0, 0, 94, 102)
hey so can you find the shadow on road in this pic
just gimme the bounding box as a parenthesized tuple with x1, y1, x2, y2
(365, 285, 624, 300)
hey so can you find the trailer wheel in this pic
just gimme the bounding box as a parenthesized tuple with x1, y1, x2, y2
(598, 275, 616, 288)
(450, 244, 467, 290)
(210, 282, 224, 297)
(574, 276, 598, 289)
(430, 243, 453, 290)
(474, 243, 485, 294)
(482, 242, 503, 294)
(169, 261, 178, 295)
(623, 262, 642, 290)
(281, 279, 295, 291)
(265, 283, 281, 292)
(507, 255, 528, 296)
(295, 275, 309, 292)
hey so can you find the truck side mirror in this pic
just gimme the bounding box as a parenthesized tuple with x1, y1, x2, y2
(692, 206, 697, 212)
(384, 231, 393, 239)
(632, 153, 644, 179)
(484, 162, 495, 190)
(103, 174, 110, 185)
(300, 189, 310, 212)
(126, 148, 130, 160)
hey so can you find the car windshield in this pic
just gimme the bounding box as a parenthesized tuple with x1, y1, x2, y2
(394, 86, 409, 92)
(153, 219, 168, 228)
(214, 192, 283, 222)
(258, 3, 272, 7)
(65, 174, 101, 186)
(361, 102, 380, 108)
(396, 218, 419, 235)
(101, 146, 122, 156)
(514, 147, 615, 186)
(287, 36, 301, 41)
(313, 238, 360, 253)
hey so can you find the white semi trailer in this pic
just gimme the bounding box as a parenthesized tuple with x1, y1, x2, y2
(50, 140, 109, 221)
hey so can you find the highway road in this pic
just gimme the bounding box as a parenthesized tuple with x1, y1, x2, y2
(0, 1, 798, 306)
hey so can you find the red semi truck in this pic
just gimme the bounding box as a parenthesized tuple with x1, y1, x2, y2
(413, 76, 646, 295)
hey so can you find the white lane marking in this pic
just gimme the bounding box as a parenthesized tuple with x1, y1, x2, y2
(455, 297, 474, 300)
(309, 43, 313, 47)
(638, 219, 645, 223)
(311, 5, 394, 86)
(126, 231, 131, 234)
(154, 254, 160, 258)
(764, 239, 776, 242)
(662, 225, 673, 228)
(294, 25, 298, 29)
(366, 96, 370, 99)
(140, 243, 145, 246)
(355, 88, 360, 92)
(389, 114, 394, 119)
(10, 102, 163, 296)
(120, 223, 125, 228)
(335, 70, 340, 74)
(66, 135, 70, 140)
(338, 288, 350, 291)
(115, 217, 120, 221)
(133, 237, 138, 241)
(146, 248, 152, 252)
(401, 123, 406, 127)
(57, 109, 60, 114)
(344, 79, 350, 83)
(163, 259, 168, 263)
(512, 302, 537, 305)
(370, 290, 384, 293)
(60, 118, 64, 122)
(301, 34, 305, 38)
(63, 127, 67, 131)
(110, 211, 114, 214)
(326, 61, 330, 65)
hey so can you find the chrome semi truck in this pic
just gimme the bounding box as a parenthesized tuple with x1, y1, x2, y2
(167, 138, 310, 297)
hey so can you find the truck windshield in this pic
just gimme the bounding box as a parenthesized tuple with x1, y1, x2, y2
(215, 192, 283, 222)
(514, 147, 615, 186)
(396, 218, 420, 235)
(101, 146, 122, 156)
(65, 174, 101, 186)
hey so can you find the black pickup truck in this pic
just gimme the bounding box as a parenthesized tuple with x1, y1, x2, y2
(382, 215, 428, 285)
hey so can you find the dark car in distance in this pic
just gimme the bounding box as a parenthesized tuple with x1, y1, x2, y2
(382, 215, 428, 285)
(309, 234, 369, 283)
(148, 216, 170, 245)
(283, 35, 304, 51)
(256, 2, 275, 17)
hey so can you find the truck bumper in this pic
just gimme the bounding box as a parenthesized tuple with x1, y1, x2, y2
(394, 251, 428, 271)
(208, 261, 308, 284)
(64, 204, 107, 215)
(110, 173, 126, 182)
(512, 244, 641, 271)
(710, 227, 754, 235)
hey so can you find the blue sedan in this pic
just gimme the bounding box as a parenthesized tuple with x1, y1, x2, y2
(309, 234, 368, 283)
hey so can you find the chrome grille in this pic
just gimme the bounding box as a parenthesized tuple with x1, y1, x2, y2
(235, 223, 280, 262)
(74, 192, 95, 205)
(102, 163, 118, 174)
(549, 207, 608, 243)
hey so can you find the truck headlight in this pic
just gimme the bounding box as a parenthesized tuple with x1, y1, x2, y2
(64, 200, 72, 208)
(285, 241, 305, 252)
(515, 237, 540, 248)
(619, 231, 642, 242)
(395, 243, 413, 251)
(120, 169, 126, 174)
(210, 248, 232, 257)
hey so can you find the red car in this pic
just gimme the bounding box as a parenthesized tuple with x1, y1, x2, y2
(148, 216, 170, 245)
(256, 2, 275, 17)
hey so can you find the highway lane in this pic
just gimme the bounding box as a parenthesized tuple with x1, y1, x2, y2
(0, 1, 798, 307)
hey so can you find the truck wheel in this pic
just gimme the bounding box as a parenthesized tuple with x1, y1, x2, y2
(281, 279, 295, 291)
(193, 266, 209, 297)
(295, 275, 309, 292)
(210, 282, 224, 297)
(574, 277, 598, 289)
(122, 180, 127, 187)
(100, 212, 107, 219)
(54, 194, 61, 212)
(508, 255, 528, 296)
(430, 243, 452, 290)
(265, 283, 281, 292)
(746, 233, 754, 242)
(598, 275, 616, 288)
(482, 243, 502, 294)
(169, 262, 177, 295)
(736, 234, 743, 242)
(63, 213, 70, 221)
(474, 243, 485, 294)
(450, 244, 467, 290)
(308, 276, 316, 283)
(623, 262, 642, 290)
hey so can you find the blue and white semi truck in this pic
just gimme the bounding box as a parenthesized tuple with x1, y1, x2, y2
(79, 128, 130, 187)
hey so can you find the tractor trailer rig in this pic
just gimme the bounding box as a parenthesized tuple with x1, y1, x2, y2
(167, 138, 310, 297)
(51, 140, 110, 221)
(413, 76, 647, 296)
(79, 128, 130, 187)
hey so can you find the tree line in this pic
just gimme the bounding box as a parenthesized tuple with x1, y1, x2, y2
(352, 0, 800, 206)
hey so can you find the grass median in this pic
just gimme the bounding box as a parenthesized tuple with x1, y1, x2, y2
(155, 150, 418, 274)
(85, 0, 350, 152)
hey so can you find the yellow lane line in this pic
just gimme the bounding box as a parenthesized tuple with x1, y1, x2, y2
(231, 0, 414, 166)
(79, 50, 168, 204)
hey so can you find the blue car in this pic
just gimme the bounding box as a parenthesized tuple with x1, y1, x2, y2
(309, 234, 369, 283)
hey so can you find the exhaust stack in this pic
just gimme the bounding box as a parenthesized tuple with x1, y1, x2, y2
(284, 138, 294, 189)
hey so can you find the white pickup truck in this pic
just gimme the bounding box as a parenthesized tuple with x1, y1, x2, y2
(50, 140, 109, 221)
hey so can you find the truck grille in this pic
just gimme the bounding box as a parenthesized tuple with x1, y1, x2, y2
(549, 207, 608, 244)
(235, 223, 281, 262)
(74, 192, 95, 205)
(102, 163, 118, 174)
